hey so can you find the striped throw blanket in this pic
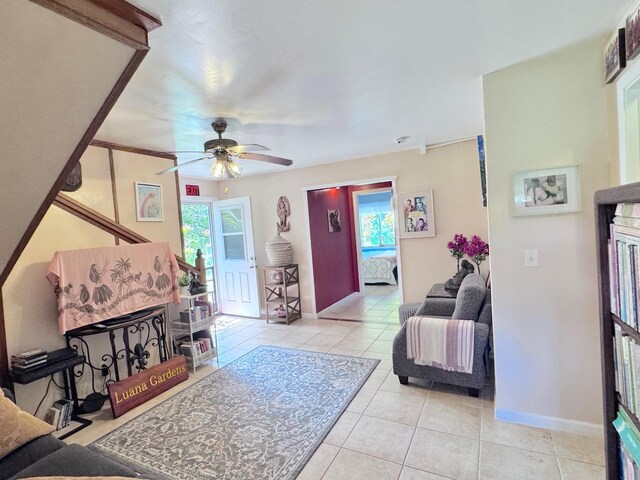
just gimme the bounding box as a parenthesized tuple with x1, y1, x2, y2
(406, 316, 475, 373)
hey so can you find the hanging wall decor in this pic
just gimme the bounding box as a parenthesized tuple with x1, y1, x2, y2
(328, 209, 342, 233)
(605, 28, 626, 84)
(276, 196, 290, 232)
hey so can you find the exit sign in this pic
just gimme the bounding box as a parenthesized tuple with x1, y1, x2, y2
(185, 184, 200, 196)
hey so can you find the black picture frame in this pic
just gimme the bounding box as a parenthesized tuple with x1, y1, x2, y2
(605, 28, 627, 84)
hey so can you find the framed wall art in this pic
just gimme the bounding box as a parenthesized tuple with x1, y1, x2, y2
(135, 182, 163, 222)
(605, 28, 626, 84)
(328, 209, 341, 233)
(628, 6, 640, 61)
(398, 190, 435, 238)
(512, 165, 580, 216)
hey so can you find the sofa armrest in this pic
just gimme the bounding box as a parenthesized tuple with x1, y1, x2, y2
(399, 303, 421, 325)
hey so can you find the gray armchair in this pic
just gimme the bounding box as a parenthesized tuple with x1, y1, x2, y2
(392, 274, 492, 397)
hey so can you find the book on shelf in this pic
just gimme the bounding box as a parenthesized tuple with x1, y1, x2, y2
(178, 306, 209, 323)
(608, 223, 640, 328)
(612, 326, 640, 415)
(615, 410, 640, 467)
(179, 337, 214, 358)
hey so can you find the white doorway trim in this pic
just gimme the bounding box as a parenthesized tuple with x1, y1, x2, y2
(301, 176, 402, 316)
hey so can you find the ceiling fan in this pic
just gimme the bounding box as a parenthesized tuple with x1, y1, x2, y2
(157, 119, 293, 178)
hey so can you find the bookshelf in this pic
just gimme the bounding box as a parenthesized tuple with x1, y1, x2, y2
(169, 291, 219, 373)
(595, 182, 640, 480)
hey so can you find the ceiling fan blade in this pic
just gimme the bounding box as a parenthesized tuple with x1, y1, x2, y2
(228, 144, 269, 154)
(235, 152, 293, 166)
(156, 156, 212, 174)
(159, 150, 207, 154)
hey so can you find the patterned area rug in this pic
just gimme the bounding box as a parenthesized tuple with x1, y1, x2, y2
(91, 346, 379, 480)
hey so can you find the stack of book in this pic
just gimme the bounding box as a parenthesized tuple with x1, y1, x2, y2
(179, 306, 209, 323)
(614, 324, 640, 415)
(11, 349, 47, 374)
(43, 398, 74, 431)
(180, 337, 214, 358)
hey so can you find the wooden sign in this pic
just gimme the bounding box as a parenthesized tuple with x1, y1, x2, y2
(185, 184, 200, 196)
(107, 356, 188, 418)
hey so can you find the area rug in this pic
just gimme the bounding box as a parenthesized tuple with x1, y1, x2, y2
(90, 345, 379, 480)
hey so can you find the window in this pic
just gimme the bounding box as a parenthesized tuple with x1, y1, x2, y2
(359, 199, 395, 247)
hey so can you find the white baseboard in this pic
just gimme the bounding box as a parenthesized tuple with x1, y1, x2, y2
(494, 408, 603, 438)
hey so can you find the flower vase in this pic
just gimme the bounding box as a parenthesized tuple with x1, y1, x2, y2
(179, 285, 190, 296)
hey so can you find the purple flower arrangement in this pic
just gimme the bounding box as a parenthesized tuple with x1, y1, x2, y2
(447, 233, 490, 273)
(447, 234, 468, 269)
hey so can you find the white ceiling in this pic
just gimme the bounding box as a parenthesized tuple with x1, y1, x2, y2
(96, 0, 631, 179)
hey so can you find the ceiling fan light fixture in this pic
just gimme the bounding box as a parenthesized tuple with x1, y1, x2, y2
(212, 158, 226, 179)
(226, 159, 243, 178)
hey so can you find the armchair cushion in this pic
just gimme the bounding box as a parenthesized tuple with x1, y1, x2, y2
(451, 274, 486, 320)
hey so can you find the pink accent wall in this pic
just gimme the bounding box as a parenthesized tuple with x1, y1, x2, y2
(308, 187, 355, 312)
(309, 181, 393, 312)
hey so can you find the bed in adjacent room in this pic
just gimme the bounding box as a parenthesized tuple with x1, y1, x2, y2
(361, 246, 397, 285)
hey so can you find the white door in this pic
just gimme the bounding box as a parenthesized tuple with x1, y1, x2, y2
(212, 196, 260, 317)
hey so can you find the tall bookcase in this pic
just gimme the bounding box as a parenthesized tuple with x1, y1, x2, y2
(595, 182, 640, 480)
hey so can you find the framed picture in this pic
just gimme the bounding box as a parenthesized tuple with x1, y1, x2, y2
(398, 190, 435, 238)
(135, 182, 163, 222)
(605, 28, 626, 84)
(328, 209, 341, 233)
(512, 165, 580, 216)
(628, 6, 640, 61)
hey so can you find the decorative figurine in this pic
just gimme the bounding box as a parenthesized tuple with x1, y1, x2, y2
(277, 196, 290, 232)
(444, 260, 475, 292)
(188, 271, 207, 295)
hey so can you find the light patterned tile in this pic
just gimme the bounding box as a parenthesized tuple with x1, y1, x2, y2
(364, 390, 426, 426)
(324, 411, 361, 447)
(344, 415, 415, 463)
(479, 441, 560, 480)
(405, 428, 479, 480)
(557, 457, 605, 480)
(418, 398, 481, 439)
(347, 387, 378, 414)
(323, 449, 402, 480)
(481, 409, 554, 455)
(297, 443, 340, 480)
(399, 466, 452, 480)
(551, 431, 605, 466)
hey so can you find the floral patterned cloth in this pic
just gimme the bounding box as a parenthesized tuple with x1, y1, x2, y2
(47, 242, 180, 334)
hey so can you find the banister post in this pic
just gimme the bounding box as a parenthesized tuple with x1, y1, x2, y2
(195, 248, 206, 285)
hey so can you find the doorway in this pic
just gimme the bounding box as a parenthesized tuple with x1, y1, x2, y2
(211, 196, 260, 318)
(181, 199, 217, 312)
(304, 177, 402, 324)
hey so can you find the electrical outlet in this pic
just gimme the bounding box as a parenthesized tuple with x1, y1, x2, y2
(524, 249, 538, 267)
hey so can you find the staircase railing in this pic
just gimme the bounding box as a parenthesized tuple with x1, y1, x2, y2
(53, 193, 202, 276)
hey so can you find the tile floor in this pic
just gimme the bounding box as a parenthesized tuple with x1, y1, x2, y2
(70, 314, 605, 480)
(318, 284, 400, 324)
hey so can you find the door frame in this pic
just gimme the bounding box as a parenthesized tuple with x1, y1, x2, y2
(301, 176, 402, 316)
(352, 187, 396, 295)
(211, 196, 260, 318)
(181, 196, 219, 309)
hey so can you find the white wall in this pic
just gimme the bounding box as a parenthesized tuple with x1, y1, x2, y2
(483, 38, 609, 435)
(216, 141, 489, 313)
